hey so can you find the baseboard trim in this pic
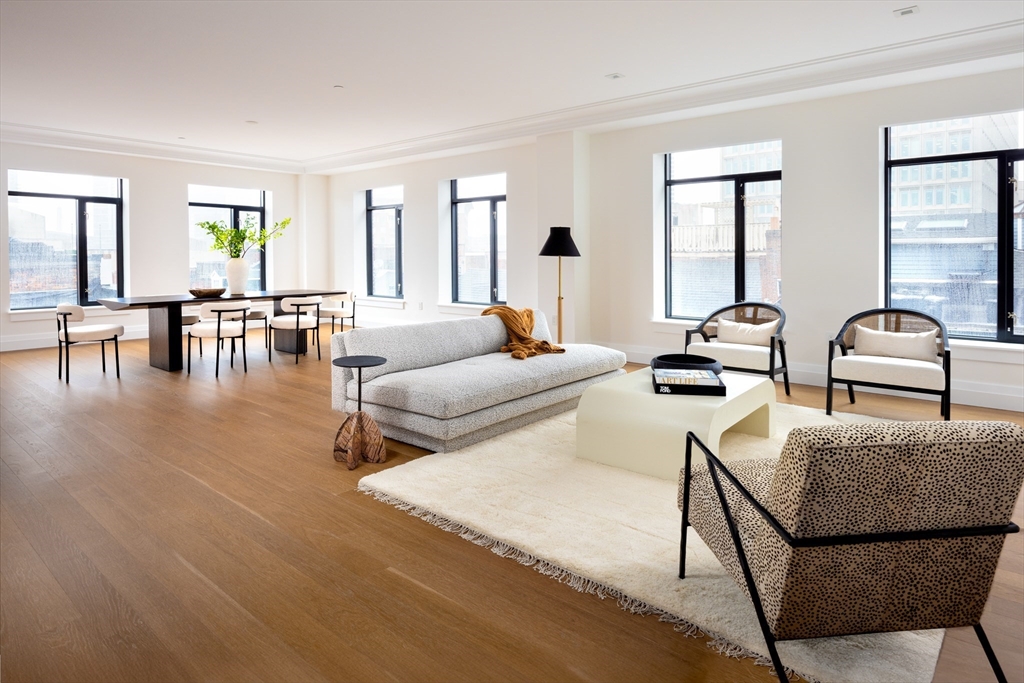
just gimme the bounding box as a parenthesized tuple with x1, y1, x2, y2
(595, 342, 1024, 413)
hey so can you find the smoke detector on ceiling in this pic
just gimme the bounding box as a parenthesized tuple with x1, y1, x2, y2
(893, 5, 920, 17)
(605, 73, 625, 80)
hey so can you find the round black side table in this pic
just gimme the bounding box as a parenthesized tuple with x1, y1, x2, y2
(331, 355, 386, 411)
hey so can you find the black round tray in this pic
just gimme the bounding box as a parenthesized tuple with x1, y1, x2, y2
(650, 353, 723, 376)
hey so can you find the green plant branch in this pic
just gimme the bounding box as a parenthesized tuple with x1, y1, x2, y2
(196, 216, 291, 259)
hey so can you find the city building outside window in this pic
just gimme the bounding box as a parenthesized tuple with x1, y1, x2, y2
(886, 111, 1024, 342)
(366, 185, 403, 298)
(664, 141, 782, 319)
(451, 173, 506, 305)
(188, 185, 266, 290)
(7, 169, 124, 310)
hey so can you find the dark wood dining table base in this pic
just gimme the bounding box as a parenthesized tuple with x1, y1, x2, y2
(99, 289, 345, 372)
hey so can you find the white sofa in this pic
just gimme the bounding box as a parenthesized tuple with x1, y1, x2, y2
(331, 311, 626, 452)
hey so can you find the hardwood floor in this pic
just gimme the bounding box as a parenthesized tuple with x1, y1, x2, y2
(1, 338, 1021, 683)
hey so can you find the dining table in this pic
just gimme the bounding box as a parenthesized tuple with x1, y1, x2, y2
(98, 289, 347, 372)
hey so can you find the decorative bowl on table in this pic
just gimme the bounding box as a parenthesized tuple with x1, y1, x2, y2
(188, 288, 227, 298)
(650, 353, 724, 376)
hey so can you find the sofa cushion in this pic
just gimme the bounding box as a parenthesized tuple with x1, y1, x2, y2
(831, 354, 945, 390)
(686, 341, 778, 371)
(343, 314, 509, 381)
(348, 344, 627, 419)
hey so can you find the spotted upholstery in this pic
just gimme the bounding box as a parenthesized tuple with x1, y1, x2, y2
(681, 420, 1024, 641)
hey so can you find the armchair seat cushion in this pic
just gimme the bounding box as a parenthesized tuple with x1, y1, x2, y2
(831, 354, 945, 391)
(320, 307, 353, 317)
(686, 341, 778, 372)
(60, 324, 124, 343)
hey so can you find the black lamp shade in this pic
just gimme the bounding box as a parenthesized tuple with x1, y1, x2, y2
(539, 227, 581, 257)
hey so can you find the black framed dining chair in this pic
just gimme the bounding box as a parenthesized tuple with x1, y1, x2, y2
(269, 295, 322, 363)
(187, 300, 251, 378)
(56, 304, 124, 384)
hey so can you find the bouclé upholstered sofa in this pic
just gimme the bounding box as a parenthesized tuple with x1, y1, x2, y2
(331, 310, 626, 452)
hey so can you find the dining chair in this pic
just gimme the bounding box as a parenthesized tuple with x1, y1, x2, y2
(246, 308, 269, 347)
(269, 295, 323, 363)
(187, 300, 251, 377)
(56, 304, 124, 384)
(320, 293, 356, 334)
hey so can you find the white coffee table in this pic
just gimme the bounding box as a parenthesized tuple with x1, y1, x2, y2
(576, 368, 776, 480)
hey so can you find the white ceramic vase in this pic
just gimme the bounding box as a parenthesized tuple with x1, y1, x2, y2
(225, 257, 249, 295)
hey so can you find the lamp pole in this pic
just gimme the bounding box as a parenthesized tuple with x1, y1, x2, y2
(557, 255, 563, 344)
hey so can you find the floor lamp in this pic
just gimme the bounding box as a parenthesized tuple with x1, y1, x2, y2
(539, 226, 581, 344)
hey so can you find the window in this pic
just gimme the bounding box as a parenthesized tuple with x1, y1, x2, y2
(7, 169, 124, 310)
(665, 142, 782, 319)
(188, 185, 266, 290)
(451, 173, 506, 305)
(366, 185, 403, 298)
(886, 111, 1024, 342)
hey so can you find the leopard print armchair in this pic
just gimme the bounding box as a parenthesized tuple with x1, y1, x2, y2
(678, 420, 1024, 683)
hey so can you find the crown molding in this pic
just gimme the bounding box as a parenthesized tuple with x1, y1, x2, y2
(2, 19, 1021, 176)
(0, 123, 305, 174)
(305, 21, 1024, 173)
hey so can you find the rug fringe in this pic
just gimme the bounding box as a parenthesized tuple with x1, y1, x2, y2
(359, 484, 815, 682)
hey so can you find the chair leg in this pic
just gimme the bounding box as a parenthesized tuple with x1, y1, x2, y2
(58, 340, 63, 379)
(188, 334, 192, 374)
(230, 338, 235, 368)
(331, 317, 336, 335)
(268, 329, 273, 362)
(778, 341, 791, 396)
(101, 340, 106, 372)
(242, 333, 248, 373)
(847, 383, 856, 405)
(316, 327, 321, 360)
(114, 336, 120, 379)
(974, 624, 1008, 683)
(215, 335, 221, 378)
(825, 373, 834, 415)
(264, 319, 269, 348)
(65, 343, 70, 384)
(199, 337, 203, 357)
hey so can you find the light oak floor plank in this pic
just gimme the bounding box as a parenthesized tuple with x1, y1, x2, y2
(1, 336, 1020, 682)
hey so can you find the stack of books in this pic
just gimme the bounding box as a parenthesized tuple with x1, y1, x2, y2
(651, 368, 726, 396)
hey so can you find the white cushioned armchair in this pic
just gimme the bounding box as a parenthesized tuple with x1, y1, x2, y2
(684, 302, 790, 395)
(826, 307, 951, 419)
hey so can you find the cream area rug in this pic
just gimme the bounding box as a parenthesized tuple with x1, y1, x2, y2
(358, 405, 944, 683)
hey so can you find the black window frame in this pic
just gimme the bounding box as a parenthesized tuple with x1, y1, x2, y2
(664, 154, 781, 320)
(884, 127, 1023, 344)
(450, 179, 507, 305)
(8, 179, 125, 309)
(365, 189, 404, 299)
(188, 192, 267, 290)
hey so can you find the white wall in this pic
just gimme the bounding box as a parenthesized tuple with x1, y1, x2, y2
(589, 68, 1024, 411)
(0, 142, 322, 350)
(328, 145, 539, 325)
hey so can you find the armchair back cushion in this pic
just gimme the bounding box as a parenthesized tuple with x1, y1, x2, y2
(841, 309, 944, 357)
(701, 303, 782, 339)
(716, 318, 778, 347)
(852, 325, 939, 363)
(687, 420, 1024, 640)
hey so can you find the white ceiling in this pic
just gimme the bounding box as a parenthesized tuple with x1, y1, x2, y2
(1, 0, 1022, 173)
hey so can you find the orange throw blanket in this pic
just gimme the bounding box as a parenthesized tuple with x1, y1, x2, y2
(482, 306, 565, 360)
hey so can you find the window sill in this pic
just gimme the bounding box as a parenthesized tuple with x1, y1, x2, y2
(651, 318, 699, 335)
(949, 338, 1024, 365)
(8, 307, 132, 322)
(438, 303, 487, 316)
(359, 297, 406, 310)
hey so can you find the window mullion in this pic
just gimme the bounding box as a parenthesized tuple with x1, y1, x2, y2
(490, 199, 498, 303)
(395, 208, 403, 298)
(735, 180, 746, 303)
(77, 199, 89, 305)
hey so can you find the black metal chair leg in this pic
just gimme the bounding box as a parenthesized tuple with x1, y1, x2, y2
(65, 344, 70, 384)
(778, 341, 791, 396)
(242, 333, 247, 373)
(826, 375, 833, 415)
(230, 338, 235, 368)
(114, 336, 120, 379)
(199, 337, 203, 357)
(268, 329, 273, 362)
(847, 383, 856, 405)
(974, 624, 1008, 683)
(101, 340, 106, 372)
(58, 340, 63, 379)
(188, 334, 192, 374)
(316, 327, 321, 360)
(215, 334, 221, 378)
